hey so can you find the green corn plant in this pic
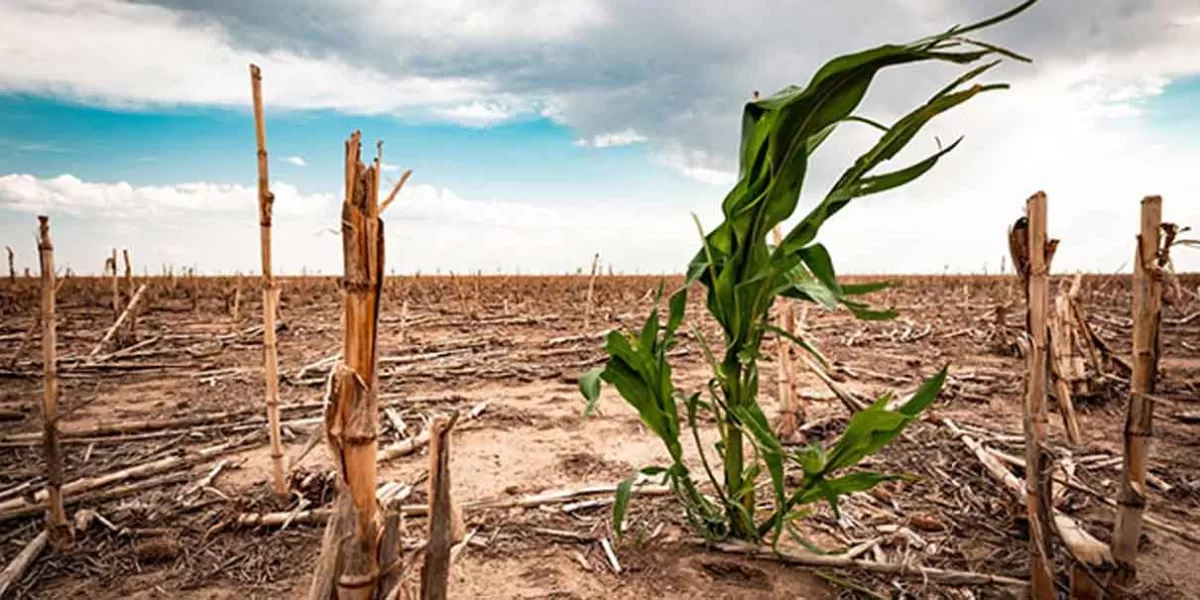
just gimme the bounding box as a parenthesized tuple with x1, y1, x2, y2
(581, 0, 1036, 543)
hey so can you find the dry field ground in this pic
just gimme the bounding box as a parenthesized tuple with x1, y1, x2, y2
(0, 273, 1197, 599)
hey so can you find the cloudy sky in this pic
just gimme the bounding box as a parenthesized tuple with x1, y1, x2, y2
(1, 0, 1197, 275)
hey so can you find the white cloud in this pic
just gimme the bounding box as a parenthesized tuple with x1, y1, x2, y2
(381, 163, 401, 173)
(655, 146, 736, 186)
(573, 129, 647, 148)
(0, 0, 490, 115)
(429, 101, 518, 127)
(381, 183, 708, 273)
(282, 156, 307, 166)
(0, 173, 706, 274)
(0, 174, 331, 219)
(806, 65, 1200, 275)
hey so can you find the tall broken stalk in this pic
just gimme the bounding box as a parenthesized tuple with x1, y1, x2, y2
(5, 246, 13, 281)
(122, 249, 133, 298)
(109, 247, 120, 321)
(37, 216, 73, 550)
(87, 284, 147, 359)
(231, 273, 243, 323)
(584, 252, 600, 329)
(1017, 192, 1055, 599)
(420, 413, 460, 600)
(122, 249, 137, 340)
(1112, 195, 1164, 586)
(313, 131, 386, 599)
(250, 63, 287, 496)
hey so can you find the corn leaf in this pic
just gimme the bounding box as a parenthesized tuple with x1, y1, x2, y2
(580, 367, 604, 418)
(613, 474, 636, 537)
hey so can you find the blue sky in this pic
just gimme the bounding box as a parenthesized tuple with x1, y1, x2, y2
(1, 0, 1198, 275)
(0, 95, 701, 206)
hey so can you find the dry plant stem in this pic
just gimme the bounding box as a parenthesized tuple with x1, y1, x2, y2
(308, 488, 354, 600)
(377, 500, 404, 600)
(1067, 276, 1104, 376)
(771, 226, 801, 438)
(1112, 195, 1163, 586)
(0, 398, 332, 444)
(801, 354, 866, 413)
(319, 131, 385, 600)
(122, 249, 136, 336)
(231, 274, 242, 323)
(703, 540, 1027, 588)
(37, 216, 73, 550)
(1049, 293, 1081, 444)
(420, 414, 458, 600)
(238, 483, 672, 529)
(122, 249, 133, 298)
(0, 530, 47, 596)
(1022, 192, 1054, 599)
(87, 284, 146, 358)
(110, 247, 120, 321)
(941, 418, 1112, 595)
(0, 433, 258, 521)
(249, 63, 287, 496)
(5, 246, 13, 280)
(379, 169, 413, 214)
(584, 252, 599, 329)
(7, 316, 38, 369)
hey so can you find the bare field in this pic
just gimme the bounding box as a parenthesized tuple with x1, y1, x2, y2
(1, 273, 1198, 599)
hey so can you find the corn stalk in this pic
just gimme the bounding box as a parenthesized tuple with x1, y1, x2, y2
(1112, 195, 1165, 587)
(37, 216, 73, 550)
(582, 0, 1035, 543)
(249, 64, 287, 496)
(314, 131, 386, 599)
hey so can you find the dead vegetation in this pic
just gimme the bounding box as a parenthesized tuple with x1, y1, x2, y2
(0, 265, 1196, 598)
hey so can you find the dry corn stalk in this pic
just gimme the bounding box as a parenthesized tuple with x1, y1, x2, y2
(37, 216, 73, 550)
(771, 226, 801, 439)
(420, 413, 460, 600)
(249, 63, 287, 496)
(1112, 195, 1165, 587)
(314, 131, 386, 599)
(1016, 192, 1055, 599)
(584, 252, 599, 329)
(121, 249, 137, 339)
(231, 273, 242, 323)
(1048, 287, 1082, 444)
(87, 284, 146, 359)
(108, 248, 120, 320)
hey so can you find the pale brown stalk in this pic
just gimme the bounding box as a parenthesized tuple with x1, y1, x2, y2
(584, 252, 600, 329)
(314, 131, 387, 599)
(1112, 195, 1164, 587)
(37, 216, 73, 550)
(249, 63, 287, 496)
(122, 249, 137, 337)
(1049, 290, 1081, 445)
(420, 414, 459, 600)
(88, 284, 146, 358)
(771, 226, 801, 439)
(0, 531, 48, 596)
(109, 247, 120, 321)
(1021, 192, 1054, 599)
(231, 273, 242, 323)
